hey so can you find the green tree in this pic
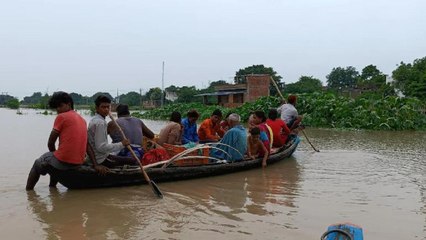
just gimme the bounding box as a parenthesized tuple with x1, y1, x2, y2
(326, 66, 359, 91)
(35, 93, 50, 109)
(22, 92, 43, 105)
(146, 88, 162, 101)
(234, 64, 283, 95)
(69, 92, 88, 105)
(0, 94, 16, 105)
(90, 92, 114, 103)
(392, 57, 426, 100)
(165, 85, 179, 93)
(209, 80, 228, 88)
(119, 91, 141, 106)
(358, 65, 386, 89)
(6, 98, 20, 109)
(176, 86, 201, 103)
(285, 76, 323, 94)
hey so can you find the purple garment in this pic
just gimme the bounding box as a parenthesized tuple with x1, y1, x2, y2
(110, 117, 143, 145)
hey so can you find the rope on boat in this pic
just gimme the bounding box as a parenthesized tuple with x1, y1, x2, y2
(161, 145, 233, 168)
(204, 142, 245, 160)
(161, 144, 210, 167)
(109, 139, 298, 171)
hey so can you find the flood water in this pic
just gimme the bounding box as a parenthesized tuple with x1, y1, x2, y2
(0, 108, 425, 239)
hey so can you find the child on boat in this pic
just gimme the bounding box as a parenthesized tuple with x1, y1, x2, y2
(247, 127, 269, 167)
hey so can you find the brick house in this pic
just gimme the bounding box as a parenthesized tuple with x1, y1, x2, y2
(197, 74, 270, 108)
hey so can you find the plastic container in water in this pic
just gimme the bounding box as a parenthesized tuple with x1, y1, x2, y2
(321, 223, 363, 240)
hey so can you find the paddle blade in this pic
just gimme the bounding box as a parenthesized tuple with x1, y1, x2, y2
(150, 180, 163, 198)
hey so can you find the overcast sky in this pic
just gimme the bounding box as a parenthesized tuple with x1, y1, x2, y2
(1, 0, 425, 99)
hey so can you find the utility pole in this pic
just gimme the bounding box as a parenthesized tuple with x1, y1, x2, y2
(161, 61, 165, 107)
(139, 88, 142, 111)
(116, 89, 119, 103)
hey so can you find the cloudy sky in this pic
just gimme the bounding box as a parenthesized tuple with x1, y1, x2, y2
(1, 0, 425, 99)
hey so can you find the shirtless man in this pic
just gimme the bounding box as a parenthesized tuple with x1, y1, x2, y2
(247, 127, 268, 167)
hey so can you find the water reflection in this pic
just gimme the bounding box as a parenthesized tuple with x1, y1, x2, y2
(244, 158, 300, 215)
(26, 188, 163, 239)
(163, 157, 302, 232)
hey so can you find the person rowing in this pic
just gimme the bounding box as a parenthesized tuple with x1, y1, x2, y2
(107, 103, 154, 159)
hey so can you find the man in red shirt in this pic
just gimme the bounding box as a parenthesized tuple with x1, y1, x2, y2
(26, 91, 87, 190)
(266, 108, 291, 147)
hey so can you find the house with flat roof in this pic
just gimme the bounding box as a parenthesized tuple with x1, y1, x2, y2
(196, 74, 270, 108)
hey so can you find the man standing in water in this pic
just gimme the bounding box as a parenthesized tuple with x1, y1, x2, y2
(26, 92, 87, 190)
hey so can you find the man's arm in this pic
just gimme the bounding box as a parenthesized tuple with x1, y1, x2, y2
(281, 120, 291, 135)
(107, 121, 116, 135)
(141, 121, 155, 139)
(47, 129, 59, 152)
(86, 141, 109, 175)
(247, 137, 254, 160)
(94, 122, 124, 153)
(201, 122, 219, 141)
(260, 141, 269, 167)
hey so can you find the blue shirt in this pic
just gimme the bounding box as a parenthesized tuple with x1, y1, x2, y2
(211, 125, 247, 161)
(181, 118, 199, 144)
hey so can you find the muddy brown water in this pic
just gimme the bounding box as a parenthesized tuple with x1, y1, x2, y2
(0, 108, 425, 239)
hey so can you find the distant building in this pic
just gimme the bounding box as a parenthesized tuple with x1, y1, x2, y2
(386, 75, 404, 97)
(165, 91, 178, 102)
(196, 74, 270, 108)
(142, 100, 161, 109)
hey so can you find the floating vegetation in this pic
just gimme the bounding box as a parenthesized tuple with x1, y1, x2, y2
(134, 93, 426, 131)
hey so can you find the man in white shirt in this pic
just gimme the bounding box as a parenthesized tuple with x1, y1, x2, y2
(277, 95, 303, 130)
(87, 95, 133, 175)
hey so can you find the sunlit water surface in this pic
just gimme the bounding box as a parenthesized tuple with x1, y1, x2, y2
(0, 108, 425, 239)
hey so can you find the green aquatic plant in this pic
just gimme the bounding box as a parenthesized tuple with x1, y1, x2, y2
(135, 93, 426, 131)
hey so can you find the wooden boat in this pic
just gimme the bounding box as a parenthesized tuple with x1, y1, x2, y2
(47, 137, 300, 189)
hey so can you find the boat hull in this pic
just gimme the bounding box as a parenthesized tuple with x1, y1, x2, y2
(47, 138, 299, 189)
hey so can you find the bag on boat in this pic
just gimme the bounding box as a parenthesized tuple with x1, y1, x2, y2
(141, 148, 170, 166)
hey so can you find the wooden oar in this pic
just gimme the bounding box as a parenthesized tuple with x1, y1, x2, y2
(109, 114, 163, 198)
(269, 76, 320, 152)
(300, 127, 320, 152)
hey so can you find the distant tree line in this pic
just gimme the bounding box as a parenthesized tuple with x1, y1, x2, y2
(1, 57, 425, 109)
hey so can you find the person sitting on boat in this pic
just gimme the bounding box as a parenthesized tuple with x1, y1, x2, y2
(219, 112, 232, 133)
(86, 95, 135, 174)
(247, 127, 268, 167)
(266, 108, 291, 147)
(26, 91, 87, 190)
(107, 104, 154, 159)
(198, 109, 225, 143)
(210, 113, 247, 162)
(277, 95, 303, 130)
(157, 111, 183, 146)
(251, 110, 273, 154)
(181, 109, 199, 144)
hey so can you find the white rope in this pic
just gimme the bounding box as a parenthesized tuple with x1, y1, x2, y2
(162, 145, 233, 168)
(204, 142, 245, 160)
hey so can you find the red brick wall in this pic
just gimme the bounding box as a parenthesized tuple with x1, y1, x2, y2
(246, 75, 270, 102)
